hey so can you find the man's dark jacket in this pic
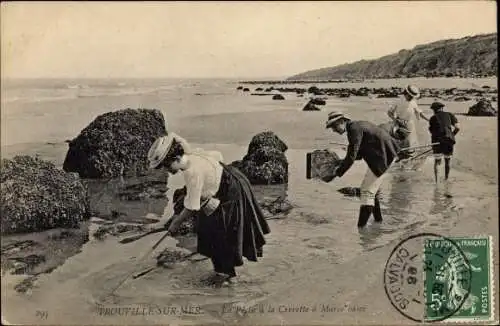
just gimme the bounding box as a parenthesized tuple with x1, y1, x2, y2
(336, 120, 400, 177)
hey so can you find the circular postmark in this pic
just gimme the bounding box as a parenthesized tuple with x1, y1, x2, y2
(383, 233, 472, 322)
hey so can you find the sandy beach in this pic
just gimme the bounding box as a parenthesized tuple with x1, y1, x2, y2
(1, 77, 498, 325)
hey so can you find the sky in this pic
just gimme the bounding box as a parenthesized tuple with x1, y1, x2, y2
(1, 1, 497, 79)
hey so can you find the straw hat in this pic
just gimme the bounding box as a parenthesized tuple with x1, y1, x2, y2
(404, 85, 420, 98)
(148, 132, 192, 169)
(148, 133, 175, 169)
(325, 111, 349, 129)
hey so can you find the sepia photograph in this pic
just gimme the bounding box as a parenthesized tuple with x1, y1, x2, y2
(1, 1, 498, 325)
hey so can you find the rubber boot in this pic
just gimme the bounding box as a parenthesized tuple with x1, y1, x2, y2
(373, 197, 383, 223)
(357, 205, 373, 228)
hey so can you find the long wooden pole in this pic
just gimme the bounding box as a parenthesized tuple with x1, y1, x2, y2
(106, 230, 173, 296)
(399, 143, 439, 152)
(330, 142, 439, 152)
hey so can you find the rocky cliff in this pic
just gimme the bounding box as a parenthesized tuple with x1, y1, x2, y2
(288, 33, 497, 80)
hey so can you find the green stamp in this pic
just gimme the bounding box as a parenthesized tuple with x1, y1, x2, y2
(424, 236, 494, 322)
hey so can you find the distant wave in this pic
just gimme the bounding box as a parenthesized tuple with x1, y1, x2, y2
(2, 94, 79, 104)
(2, 84, 183, 104)
(66, 84, 90, 89)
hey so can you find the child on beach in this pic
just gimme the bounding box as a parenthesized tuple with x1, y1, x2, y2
(324, 111, 400, 228)
(428, 101, 460, 183)
(147, 132, 270, 285)
(387, 85, 429, 156)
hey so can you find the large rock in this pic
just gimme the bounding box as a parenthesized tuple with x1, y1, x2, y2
(247, 130, 288, 154)
(377, 90, 400, 98)
(63, 108, 167, 178)
(1, 156, 90, 234)
(308, 86, 323, 95)
(454, 96, 472, 102)
(230, 131, 288, 185)
(467, 98, 497, 116)
(302, 101, 321, 111)
(309, 98, 326, 105)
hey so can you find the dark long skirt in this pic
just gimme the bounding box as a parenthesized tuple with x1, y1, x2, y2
(196, 163, 271, 277)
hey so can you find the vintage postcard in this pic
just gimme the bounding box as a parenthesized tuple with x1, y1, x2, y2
(1, 2, 498, 325)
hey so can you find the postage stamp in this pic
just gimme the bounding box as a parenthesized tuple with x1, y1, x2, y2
(384, 233, 496, 323)
(424, 236, 495, 323)
(384, 233, 470, 322)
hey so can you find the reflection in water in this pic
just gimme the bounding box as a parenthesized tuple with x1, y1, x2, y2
(253, 184, 289, 203)
(84, 170, 169, 223)
(358, 225, 384, 251)
(357, 170, 426, 251)
(429, 183, 455, 217)
(386, 172, 415, 224)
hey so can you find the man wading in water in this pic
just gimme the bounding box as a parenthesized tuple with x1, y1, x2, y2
(325, 111, 400, 228)
(148, 133, 270, 286)
(428, 101, 460, 183)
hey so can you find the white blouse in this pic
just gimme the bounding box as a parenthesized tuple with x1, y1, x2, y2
(182, 150, 224, 211)
(388, 97, 422, 122)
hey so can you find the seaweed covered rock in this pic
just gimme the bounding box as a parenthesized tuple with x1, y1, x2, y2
(245, 146, 288, 167)
(63, 108, 167, 178)
(247, 131, 288, 154)
(259, 196, 294, 217)
(231, 131, 289, 185)
(454, 96, 472, 102)
(1, 155, 90, 234)
(303, 101, 321, 111)
(92, 223, 146, 240)
(236, 156, 288, 185)
(308, 86, 324, 95)
(156, 248, 187, 266)
(310, 98, 326, 105)
(337, 93, 351, 98)
(467, 98, 497, 116)
(377, 90, 400, 98)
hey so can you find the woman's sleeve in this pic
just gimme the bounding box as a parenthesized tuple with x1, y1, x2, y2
(412, 102, 423, 119)
(183, 170, 203, 211)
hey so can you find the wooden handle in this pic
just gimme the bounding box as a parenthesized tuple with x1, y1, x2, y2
(151, 231, 172, 250)
(132, 267, 156, 279)
(399, 143, 439, 152)
(119, 227, 167, 244)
